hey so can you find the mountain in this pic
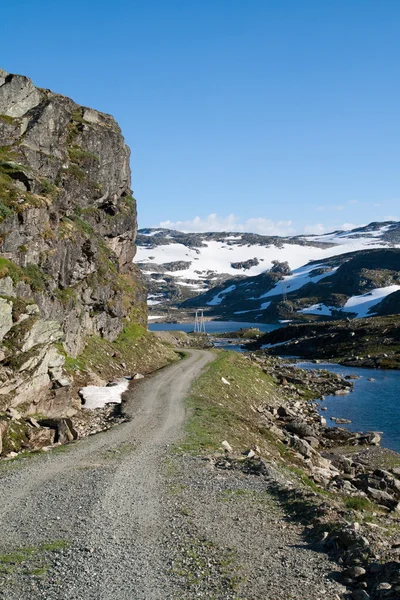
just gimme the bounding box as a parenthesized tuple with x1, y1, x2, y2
(135, 222, 400, 322)
(0, 68, 174, 434)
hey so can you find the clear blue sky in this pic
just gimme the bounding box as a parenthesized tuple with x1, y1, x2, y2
(2, 0, 400, 234)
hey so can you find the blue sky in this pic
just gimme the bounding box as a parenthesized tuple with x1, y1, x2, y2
(2, 0, 400, 234)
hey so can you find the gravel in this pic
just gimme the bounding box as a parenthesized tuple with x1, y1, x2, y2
(0, 349, 347, 599)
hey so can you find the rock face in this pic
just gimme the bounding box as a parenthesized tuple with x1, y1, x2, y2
(0, 68, 146, 419)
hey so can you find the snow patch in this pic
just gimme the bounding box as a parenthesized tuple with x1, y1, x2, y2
(342, 285, 400, 317)
(80, 379, 130, 409)
(207, 284, 237, 306)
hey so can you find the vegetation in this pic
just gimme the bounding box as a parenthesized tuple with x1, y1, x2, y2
(177, 351, 282, 455)
(0, 540, 69, 577)
(66, 163, 85, 182)
(68, 144, 99, 166)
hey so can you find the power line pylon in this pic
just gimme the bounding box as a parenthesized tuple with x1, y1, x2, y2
(194, 310, 206, 333)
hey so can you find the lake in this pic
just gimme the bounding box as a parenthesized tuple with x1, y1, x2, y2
(149, 320, 281, 334)
(298, 362, 400, 453)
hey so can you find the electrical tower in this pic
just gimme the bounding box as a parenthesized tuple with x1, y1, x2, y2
(194, 310, 206, 333)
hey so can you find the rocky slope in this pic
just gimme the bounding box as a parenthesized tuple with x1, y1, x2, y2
(182, 248, 400, 323)
(249, 315, 400, 369)
(135, 222, 400, 321)
(0, 68, 176, 454)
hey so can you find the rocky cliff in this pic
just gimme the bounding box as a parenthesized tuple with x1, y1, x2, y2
(0, 68, 149, 426)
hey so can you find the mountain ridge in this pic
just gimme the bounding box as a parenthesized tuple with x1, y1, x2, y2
(135, 221, 400, 322)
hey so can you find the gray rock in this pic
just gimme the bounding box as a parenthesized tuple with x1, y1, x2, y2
(0, 74, 42, 117)
(0, 67, 8, 86)
(0, 276, 15, 297)
(0, 298, 13, 341)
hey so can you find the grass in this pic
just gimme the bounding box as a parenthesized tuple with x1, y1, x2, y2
(344, 496, 373, 511)
(0, 540, 69, 576)
(68, 144, 99, 165)
(177, 351, 282, 455)
(57, 321, 178, 382)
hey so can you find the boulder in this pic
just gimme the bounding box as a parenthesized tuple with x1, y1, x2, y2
(27, 427, 55, 449)
(0, 74, 42, 117)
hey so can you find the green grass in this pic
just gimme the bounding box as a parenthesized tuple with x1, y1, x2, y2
(23, 263, 49, 291)
(66, 163, 85, 182)
(0, 540, 69, 576)
(177, 351, 282, 455)
(68, 144, 99, 165)
(0, 257, 24, 283)
(344, 496, 373, 511)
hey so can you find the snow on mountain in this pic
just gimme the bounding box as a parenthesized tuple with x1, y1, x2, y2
(299, 285, 400, 318)
(135, 222, 400, 318)
(136, 221, 400, 288)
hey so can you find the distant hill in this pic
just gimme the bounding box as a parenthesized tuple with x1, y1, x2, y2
(135, 222, 400, 322)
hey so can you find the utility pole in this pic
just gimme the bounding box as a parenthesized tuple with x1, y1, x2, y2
(194, 310, 206, 333)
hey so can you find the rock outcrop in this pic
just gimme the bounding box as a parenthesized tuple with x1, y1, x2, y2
(0, 68, 147, 425)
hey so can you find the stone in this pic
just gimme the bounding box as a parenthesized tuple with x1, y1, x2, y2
(56, 419, 75, 444)
(0, 68, 147, 431)
(0, 276, 15, 297)
(221, 440, 233, 453)
(376, 582, 391, 590)
(0, 74, 42, 117)
(27, 427, 55, 448)
(6, 407, 22, 420)
(133, 373, 144, 380)
(0, 298, 13, 341)
(21, 319, 63, 353)
(285, 420, 315, 438)
(289, 435, 313, 458)
(367, 487, 398, 510)
(0, 67, 8, 86)
(345, 566, 366, 578)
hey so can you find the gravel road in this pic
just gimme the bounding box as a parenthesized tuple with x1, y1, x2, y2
(0, 349, 347, 599)
(0, 349, 215, 599)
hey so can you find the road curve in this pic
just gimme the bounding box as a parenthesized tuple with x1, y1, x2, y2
(0, 349, 215, 600)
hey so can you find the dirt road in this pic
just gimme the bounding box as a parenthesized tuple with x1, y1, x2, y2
(0, 349, 215, 600)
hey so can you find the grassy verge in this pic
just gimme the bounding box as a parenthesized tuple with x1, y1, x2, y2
(177, 351, 283, 456)
(61, 323, 179, 381)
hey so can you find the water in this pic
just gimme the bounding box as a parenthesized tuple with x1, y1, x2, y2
(149, 320, 400, 453)
(298, 362, 400, 453)
(149, 320, 281, 334)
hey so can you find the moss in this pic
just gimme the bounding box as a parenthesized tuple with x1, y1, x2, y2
(39, 178, 58, 199)
(71, 211, 94, 236)
(0, 257, 25, 283)
(0, 201, 13, 221)
(0, 115, 15, 124)
(344, 496, 373, 511)
(54, 286, 77, 306)
(68, 145, 99, 165)
(23, 263, 49, 292)
(66, 163, 85, 182)
(0, 419, 30, 455)
(0, 540, 70, 577)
